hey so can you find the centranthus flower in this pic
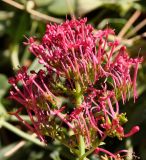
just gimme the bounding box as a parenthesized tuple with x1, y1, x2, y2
(9, 18, 142, 159)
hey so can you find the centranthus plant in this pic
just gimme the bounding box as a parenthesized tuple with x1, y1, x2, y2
(9, 18, 142, 160)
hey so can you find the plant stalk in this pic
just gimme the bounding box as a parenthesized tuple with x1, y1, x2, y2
(75, 81, 86, 160)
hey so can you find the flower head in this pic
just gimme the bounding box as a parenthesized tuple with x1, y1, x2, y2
(9, 18, 142, 158)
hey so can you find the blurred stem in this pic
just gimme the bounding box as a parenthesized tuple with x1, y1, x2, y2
(2, 0, 24, 10)
(79, 135, 85, 159)
(10, 44, 20, 70)
(75, 81, 82, 106)
(118, 10, 141, 38)
(4, 140, 26, 157)
(125, 19, 146, 38)
(79, 146, 96, 160)
(1, 112, 32, 122)
(75, 81, 86, 159)
(126, 138, 133, 160)
(0, 120, 45, 147)
(30, 20, 38, 34)
(2, 0, 63, 23)
(20, 46, 30, 65)
(8, 115, 31, 122)
(79, 134, 107, 160)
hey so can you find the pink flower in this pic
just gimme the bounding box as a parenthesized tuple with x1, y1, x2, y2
(9, 18, 142, 158)
(27, 18, 142, 101)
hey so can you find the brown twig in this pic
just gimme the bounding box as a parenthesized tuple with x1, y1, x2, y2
(27, 8, 63, 23)
(2, 0, 63, 23)
(125, 19, 146, 38)
(125, 34, 146, 44)
(118, 10, 141, 39)
(2, 0, 24, 10)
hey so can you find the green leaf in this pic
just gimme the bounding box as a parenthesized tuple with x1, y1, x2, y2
(0, 101, 7, 119)
(98, 18, 126, 33)
(7, 12, 29, 42)
(0, 74, 10, 98)
(34, 0, 53, 7)
(77, 0, 138, 16)
(28, 58, 44, 72)
(77, 0, 103, 15)
(48, 0, 75, 15)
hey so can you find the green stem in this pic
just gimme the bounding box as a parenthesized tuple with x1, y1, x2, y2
(79, 146, 96, 160)
(11, 44, 20, 70)
(8, 115, 32, 122)
(79, 134, 107, 160)
(0, 120, 45, 147)
(75, 81, 82, 106)
(75, 81, 86, 159)
(79, 135, 85, 158)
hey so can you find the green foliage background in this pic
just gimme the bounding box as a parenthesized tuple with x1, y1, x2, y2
(0, 0, 146, 160)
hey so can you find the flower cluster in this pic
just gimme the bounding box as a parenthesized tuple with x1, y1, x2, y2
(9, 18, 142, 159)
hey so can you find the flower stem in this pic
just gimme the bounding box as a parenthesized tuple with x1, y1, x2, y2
(79, 134, 107, 160)
(79, 135, 85, 158)
(75, 81, 86, 159)
(79, 146, 96, 160)
(75, 81, 82, 106)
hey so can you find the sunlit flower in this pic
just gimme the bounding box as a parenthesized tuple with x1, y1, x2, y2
(9, 18, 142, 159)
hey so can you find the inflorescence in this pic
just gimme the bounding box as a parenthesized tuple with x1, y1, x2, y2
(9, 18, 142, 159)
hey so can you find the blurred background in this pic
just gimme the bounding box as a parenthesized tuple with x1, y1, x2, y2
(0, 0, 146, 160)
